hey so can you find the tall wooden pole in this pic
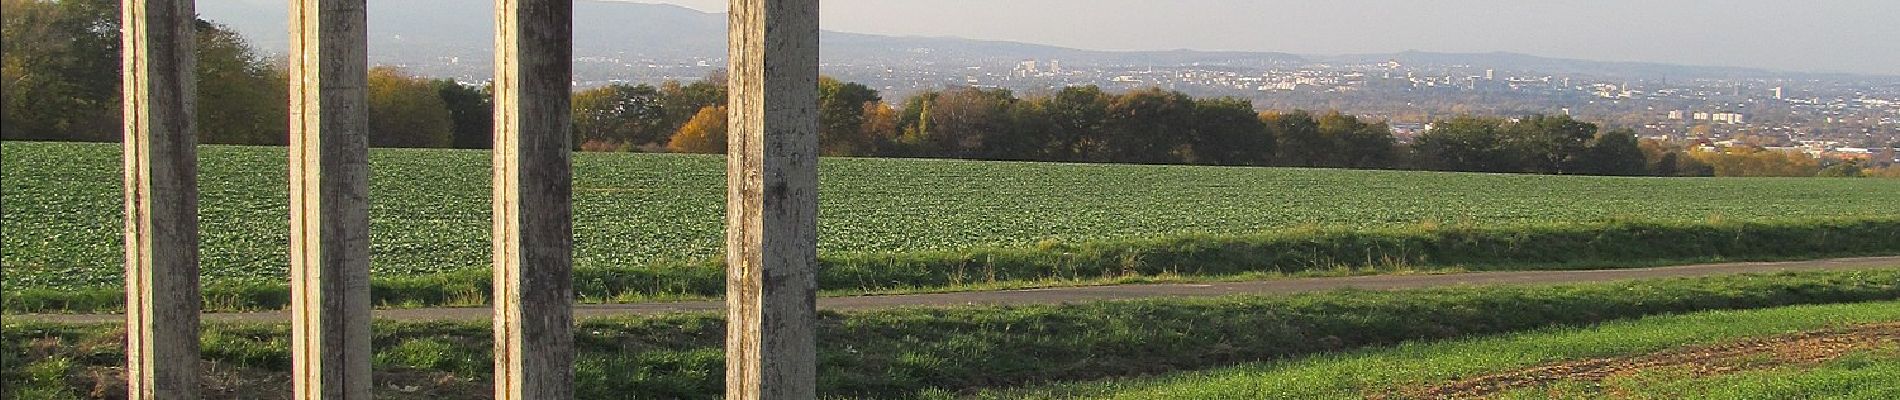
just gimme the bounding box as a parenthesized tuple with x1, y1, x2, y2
(725, 0, 821, 398)
(492, 0, 576, 398)
(122, 0, 200, 398)
(288, 0, 372, 398)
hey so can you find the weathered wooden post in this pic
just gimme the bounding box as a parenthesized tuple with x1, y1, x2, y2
(725, 0, 822, 398)
(288, 0, 372, 398)
(122, 0, 200, 398)
(492, 0, 576, 398)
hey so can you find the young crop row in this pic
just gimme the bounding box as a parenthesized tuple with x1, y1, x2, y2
(5, 141, 1899, 292)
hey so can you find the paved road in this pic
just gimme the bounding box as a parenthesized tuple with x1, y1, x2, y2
(15, 256, 1899, 324)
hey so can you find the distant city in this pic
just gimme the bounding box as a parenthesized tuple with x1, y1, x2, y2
(198, 0, 1900, 159)
(507, 55, 1900, 159)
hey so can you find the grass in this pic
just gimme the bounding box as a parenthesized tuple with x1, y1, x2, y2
(6, 141, 1900, 312)
(954, 299, 1900, 400)
(5, 269, 1900, 399)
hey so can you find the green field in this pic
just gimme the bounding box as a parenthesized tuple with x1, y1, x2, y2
(956, 299, 1900, 400)
(5, 141, 1899, 304)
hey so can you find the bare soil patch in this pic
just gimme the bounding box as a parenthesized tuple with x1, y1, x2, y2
(1385, 322, 1900, 399)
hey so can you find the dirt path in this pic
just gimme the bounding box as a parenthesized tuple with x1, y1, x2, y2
(1393, 322, 1900, 399)
(13, 256, 1900, 324)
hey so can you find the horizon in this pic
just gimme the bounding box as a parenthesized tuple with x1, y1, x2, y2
(620, 0, 1900, 76)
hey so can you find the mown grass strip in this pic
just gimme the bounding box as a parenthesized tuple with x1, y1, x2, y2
(5, 269, 1898, 399)
(967, 299, 1900, 400)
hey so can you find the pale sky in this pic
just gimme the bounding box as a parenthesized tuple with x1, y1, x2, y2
(623, 0, 1900, 76)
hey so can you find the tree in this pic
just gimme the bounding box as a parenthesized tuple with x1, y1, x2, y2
(1316, 111, 1396, 169)
(1574, 129, 1648, 176)
(195, 20, 288, 145)
(2, 0, 126, 141)
(857, 101, 901, 156)
(1411, 116, 1513, 172)
(818, 77, 881, 156)
(659, 78, 726, 138)
(1264, 111, 1324, 166)
(1040, 86, 1111, 161)
(1816, 159, 1865, 178)
(366, 66, 453, 148)
(433, 79, 492, 149)
(1688, 148, 1821, 177)
(1501, 114, 1597, 174)
(666, 106, 727, 154)
(1101, 88, 1194, 164)
(1185, 98, 1270, 166)
(3, 0, 288, 144)
(572, 84, 667, 149)
(898, 87, 1016, 159)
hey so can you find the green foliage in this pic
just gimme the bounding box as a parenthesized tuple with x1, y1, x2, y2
(817, 77, 882, 156)
(433, 79, 493, 149)
(1, 0, 286, 145)
(194, 21, 289, 145)
(8, 271, 1900, 399)
(1818, 159, 1867, 178)
(5, 142, 1900, 311)
(1412, 114, 1633, 174)
(572, 83, 669, 149)
(0, 0, 119, 142)
(1265, 110, 1394, 168)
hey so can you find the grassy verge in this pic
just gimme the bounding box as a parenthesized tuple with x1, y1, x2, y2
(8, 217, 1900, 313)
(964, 300, 1900, 400)
(6, 269, 1900, 399)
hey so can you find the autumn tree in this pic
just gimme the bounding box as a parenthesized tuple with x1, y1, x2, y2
(366, 66, 453, 148)
(666, 105, 727, 154)
(898, 87, 1017, 159)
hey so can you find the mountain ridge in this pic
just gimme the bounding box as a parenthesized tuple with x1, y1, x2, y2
(196, 0, 1883, 80)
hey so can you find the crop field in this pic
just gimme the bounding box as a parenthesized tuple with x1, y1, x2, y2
(4, 141, 1900, 293)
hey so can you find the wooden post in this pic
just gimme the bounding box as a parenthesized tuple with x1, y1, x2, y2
(122, 0, 200, 398)
(288, 0, 372, 398)
(725, 0, 821, 398)
(492, 0, 575, 398)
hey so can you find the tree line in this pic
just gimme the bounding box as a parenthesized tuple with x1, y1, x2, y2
(5, 0, 1887, 178)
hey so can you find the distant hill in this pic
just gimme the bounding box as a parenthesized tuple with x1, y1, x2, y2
(198, 0, 1854, 80)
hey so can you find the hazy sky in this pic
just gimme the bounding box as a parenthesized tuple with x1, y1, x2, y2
(625, 0, 1900, 76)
